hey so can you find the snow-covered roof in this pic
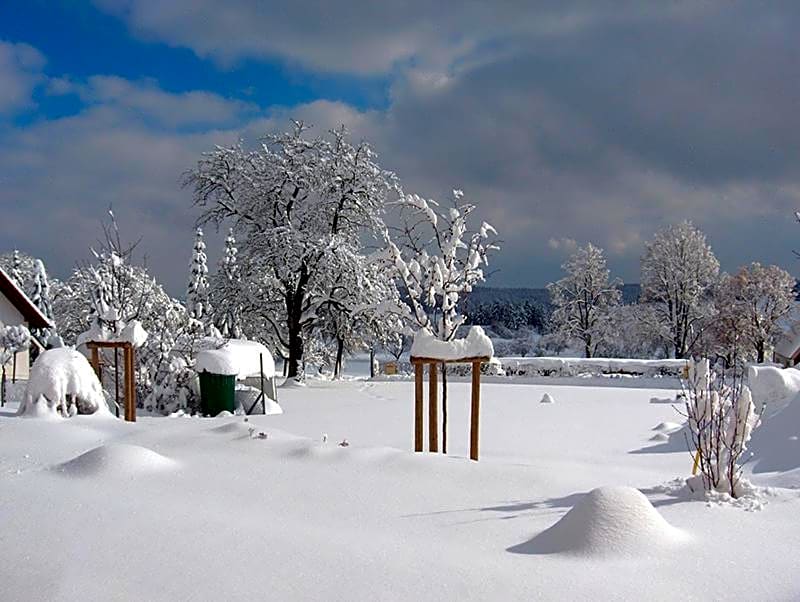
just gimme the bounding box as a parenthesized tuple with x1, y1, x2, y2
(0, 265, 52, 329)
(774, 320, 800, 359)
(410, 326, 494, 361)
(195, 339, 275, 379)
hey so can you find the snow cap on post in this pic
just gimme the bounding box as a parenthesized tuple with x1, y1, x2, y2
(410, 326, 494, 361)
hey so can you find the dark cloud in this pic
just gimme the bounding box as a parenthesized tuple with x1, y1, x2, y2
(3, 2, 800, 294)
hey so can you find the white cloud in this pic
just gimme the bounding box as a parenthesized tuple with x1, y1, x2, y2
(0, 40, 45, 114)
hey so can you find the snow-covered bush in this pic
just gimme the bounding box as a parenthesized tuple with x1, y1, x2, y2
(19, 348, 107, 417)
(681, 358, 761, 498)
(0, 324, 31, 370)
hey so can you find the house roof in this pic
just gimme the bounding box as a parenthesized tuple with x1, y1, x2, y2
(0, 266, 52, 329)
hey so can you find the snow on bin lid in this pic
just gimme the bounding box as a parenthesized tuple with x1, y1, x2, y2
(410, 326, 494, 361)
(195, 339, 275, 379)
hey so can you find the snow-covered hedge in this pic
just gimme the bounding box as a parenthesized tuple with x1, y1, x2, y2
(501, 357, 687, 378)
(379, 356, 687, 379)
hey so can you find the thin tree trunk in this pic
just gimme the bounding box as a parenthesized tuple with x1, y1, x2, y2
(334, 337, 344, 379)
(369, 348, 375, 378)
(442, 363, 448, 454)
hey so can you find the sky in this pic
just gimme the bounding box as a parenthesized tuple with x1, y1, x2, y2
(2, 1, 800, 295)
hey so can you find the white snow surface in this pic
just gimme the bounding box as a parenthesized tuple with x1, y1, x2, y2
(195, 338, 275, 379)
(18, 348, 107, 417)
(410, 326, 493, 360)
(1, 377, 800, 600)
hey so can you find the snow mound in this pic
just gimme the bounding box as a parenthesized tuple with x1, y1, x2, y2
(747, 365, 800, 414)
(53, 444, 177, 477)
(209, 421, 251, 435)
(540, 393, 554, 404)
(649, 433, 670, 442)
(410, 326, 493, 360)
(19, 348, 108, 417)
(512, 486, 687, 557)
(649, 396, 674, 404)
(652, 421, 682, 433)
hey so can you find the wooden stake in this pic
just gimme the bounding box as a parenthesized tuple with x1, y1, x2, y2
(429, 362, 438, 452)
(90, 346, 100, 378)
(124, 346, 136, 422)
(470, 361, 481, 461)
(414, 362, 423, 452)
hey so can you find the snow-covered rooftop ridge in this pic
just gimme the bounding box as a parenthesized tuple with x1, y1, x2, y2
(195, 338, 275, 379)
(774, 320, 800, 359)
(410, 326, 494, 361)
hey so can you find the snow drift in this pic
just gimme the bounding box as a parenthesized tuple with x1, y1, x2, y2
(53, 443, 177, 477)
(18, 348, 107, 417)
(510, 486, 687, 557)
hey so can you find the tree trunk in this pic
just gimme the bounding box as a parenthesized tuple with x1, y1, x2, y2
(584, 341, 592, 358)
(441, 363, 448, 454)
(369, 348, 375, 378)
(756, 341, 765, 364)
(286, 325, 304, 379)
(334, 337, 345, 379)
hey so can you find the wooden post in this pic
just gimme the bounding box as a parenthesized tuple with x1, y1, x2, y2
(414, 362, 423, 452)
(470, 361, 481, 461)
(90, 345, 100, 378)
(123, 345, 136, 422)
(429, 362, 439, 452)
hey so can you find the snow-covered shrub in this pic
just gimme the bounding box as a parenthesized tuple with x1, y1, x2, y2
(681, 358, 761, 498)
(19, 348, 107, 417)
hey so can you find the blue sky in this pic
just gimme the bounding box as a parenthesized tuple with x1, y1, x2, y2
(2, 1, 800, 294)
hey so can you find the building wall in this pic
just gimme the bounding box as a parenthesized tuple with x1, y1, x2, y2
(0, 291, 31, 380)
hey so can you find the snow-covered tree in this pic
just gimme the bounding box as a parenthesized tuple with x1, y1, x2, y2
(186, 123, 400, 378)
(387, 189, 499, 451)
(211, 228, 243, 338)
(0, 324, 30, 370)
(10, 250, 24, 286)
(547, 244, 620, 358)
(30, 259, 54, 325)
(186, 227, 211, 325)
(714, 263, 796, 363)
(641, 222, 720, 358)
(52, 212, 197, 413)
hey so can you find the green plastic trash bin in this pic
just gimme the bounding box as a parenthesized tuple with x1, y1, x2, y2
(199, 370, 236, 416)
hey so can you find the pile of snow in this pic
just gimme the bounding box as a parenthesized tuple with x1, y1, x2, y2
(747, 365, 800, 414)
(53, 443, 177, 477)
(512, 486, 687, 556)
(195, 339, 275, 379)
(18, 348, 108, 417)
(410, 326, 493, 361)
(540, 393, 554, 404)
(76, 317, 148, 348)
(501, 357, 687, 378)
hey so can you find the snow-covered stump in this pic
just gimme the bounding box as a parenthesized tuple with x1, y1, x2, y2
(410, 327, 493, 461)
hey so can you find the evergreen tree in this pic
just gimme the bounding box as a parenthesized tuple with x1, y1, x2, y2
(215, 228, 242, 338)
(186, 227, 211, 324)
(30, 259, 54, 324)
(10, 250, 23, 287)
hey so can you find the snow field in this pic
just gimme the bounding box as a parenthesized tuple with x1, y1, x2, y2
(1, 378, 800, 600)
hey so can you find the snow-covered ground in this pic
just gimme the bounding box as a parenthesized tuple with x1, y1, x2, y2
(1, 378, 799, 600)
